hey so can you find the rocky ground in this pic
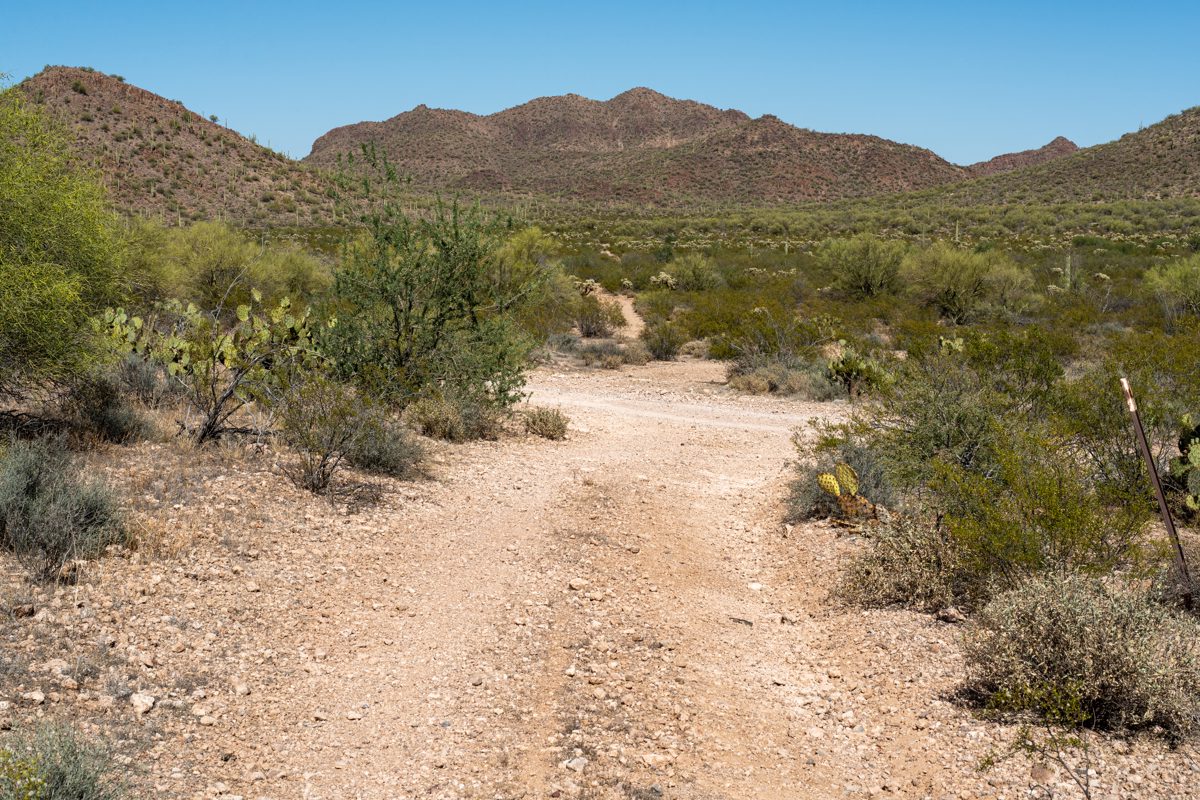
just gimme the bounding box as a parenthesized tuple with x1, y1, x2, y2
(1, 356, 1198, 799)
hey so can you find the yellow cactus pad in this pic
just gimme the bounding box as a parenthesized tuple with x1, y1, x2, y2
(834, 463, 859, 496)
(817, 473, 841, 497)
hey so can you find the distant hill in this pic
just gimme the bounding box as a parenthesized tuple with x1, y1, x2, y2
(304, 88, 973, 204)
(938, 109, 1200, 204)
(18, 66, 351, 226)
(968, 136, 1078, 177)
(17, 68, 1199, 222)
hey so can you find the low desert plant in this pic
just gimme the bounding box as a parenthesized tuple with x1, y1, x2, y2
(59, 373, 150, 444)
(0, 724, 126, 799)
(404, 393, 503, 442)
(347, 407, 423, 478)
(574, 294, 626, 338)
(964, 573, 1200, 737)
(277, 374, 361, 494)
(0, 438, 125, 582)
(825, 345, 892, 399)
(838, 513, 970, 613)
(524, 407, 569, 440)
(641, 322, 687, 360)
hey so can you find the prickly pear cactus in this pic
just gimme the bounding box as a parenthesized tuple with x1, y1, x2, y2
(835, 463, 859, 497)
(1170, 415, 1200, 515)
(817, 473, 841, 497)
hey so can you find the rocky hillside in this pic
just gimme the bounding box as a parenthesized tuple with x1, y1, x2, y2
(968, 136, 1078, 177)
(941, 108, 1200, 203)
(305, 88, 972, 204)
(19, 66, 353, 226)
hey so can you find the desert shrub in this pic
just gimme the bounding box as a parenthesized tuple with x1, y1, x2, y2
(59, 373, 149, 444)
(1146, 253, 1200, 321)
(902, 243, 1033, 323)
(0, 724, 125, 799)
(404, 393, 504, 443)
(933, 429, 1148, 587)
(641, 322, 687, 360)
(839, 514, 970, 612)
(493, 227, 578, 339)
(156, 221, 330, 312)
(277, 374, 362, 494)
(788, 436, 895, 521)
(0, 86, 125, 399)
(574, 294, 626, 337)
(665, 253, 724, 291)
(0, 438, 124, 582)
(324, 204, 531, 409)
(114, 353, 179, 409)
(816, 234, 907, 299)
(727, 360, 840, 399)
(524, 407, 569, 440)
(403, 395, 463, 442)
(964, 573, 1200, 737)
(621, 341, 652, 365)
(347, 407, 423, 478)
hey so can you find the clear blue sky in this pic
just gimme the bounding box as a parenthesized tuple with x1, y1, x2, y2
(4, 1, 1198, 164)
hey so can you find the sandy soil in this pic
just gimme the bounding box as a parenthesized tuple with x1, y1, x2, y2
(2, 357, 1197, 799)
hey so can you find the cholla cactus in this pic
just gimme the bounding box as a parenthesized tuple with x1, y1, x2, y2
(649, 271, 677, 290)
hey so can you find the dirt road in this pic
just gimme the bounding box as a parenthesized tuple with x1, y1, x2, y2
(196, 357, 1192, 800)
(14, 349, 1189, 799)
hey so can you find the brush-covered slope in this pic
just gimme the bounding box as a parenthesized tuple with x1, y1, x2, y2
(943, 109, 1200, 203)
(305, 88, 970, 204)
(18, 66, 348, 225)
(968, 136, 1078, 177)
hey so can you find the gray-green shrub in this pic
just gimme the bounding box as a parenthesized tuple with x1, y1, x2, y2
(0, 724, 126, 799)
(964, 573, 1200, 737)
(0, 438, 125, 581)
(524, 407, 569, 440)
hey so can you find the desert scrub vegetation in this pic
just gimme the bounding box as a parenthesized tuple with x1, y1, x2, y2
(0, 438, 125, 582)
(0, 84, 125, 401)
(524, 407, 569, 440)
(964, 573, 1200, 738)
(0, 724, 126, 799)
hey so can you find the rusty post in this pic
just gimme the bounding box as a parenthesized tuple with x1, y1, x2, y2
(1121, 378, 1193, 610)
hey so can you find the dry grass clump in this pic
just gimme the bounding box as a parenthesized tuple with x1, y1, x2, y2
(964, 572, 1200, 737)
(838, 514, 969, 613)
(404, 395, 504, 443)
(524, 407, 569, 440)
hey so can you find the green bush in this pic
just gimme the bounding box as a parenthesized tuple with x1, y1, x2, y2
(323, 204, 530, 410)
(0, 86, 125, 398)
(965, 573, 1200, 737)
(934, 428, 1147, 590)
(574, 294, 625, 338)
(902, 243, 1033, 323)
(524, 407, 569, 440)
(0, 438, 125, 582)
(1146, 253, 1200, 321)
(640, 322, 687, 360)
(0, 724, 125, 799)
(816, 234, 907, 299)
(664, 253, 724, 291)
